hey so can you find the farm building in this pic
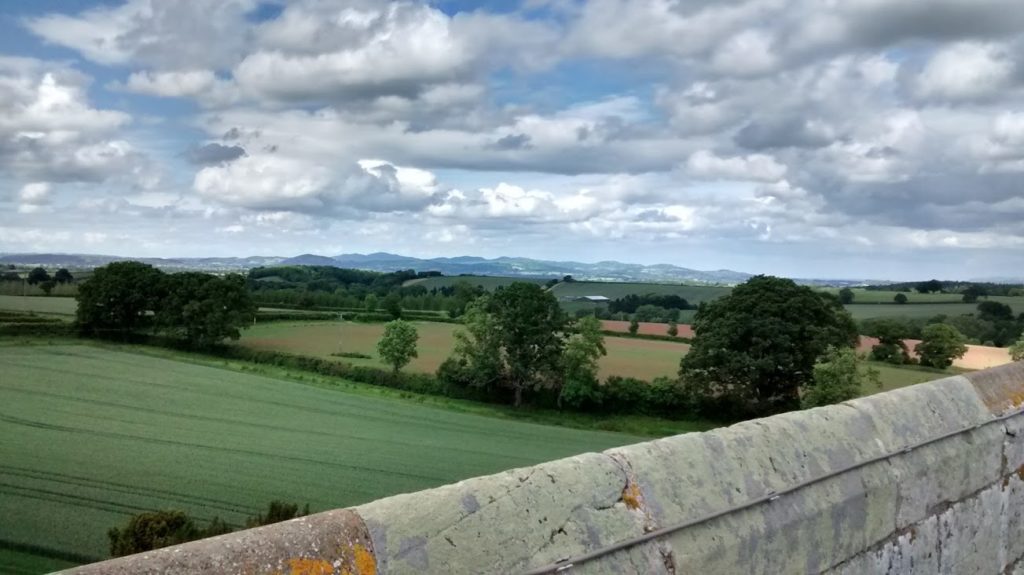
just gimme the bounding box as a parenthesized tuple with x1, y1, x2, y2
(567, 295, 611, 303)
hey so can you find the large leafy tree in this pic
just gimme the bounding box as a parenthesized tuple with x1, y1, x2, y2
(76, 261, 166, 334)
(679, 275, 859, 417)
(444, 282, 566, 406)
(156, 273, 255, 347)
(915, 323, 968, 369)
(559, 316, 607, 409)
(801, 347, 880, 409)
(490, 282, 567, 406)
(377, 319, 419, 372)
(27, 267, 50, 285)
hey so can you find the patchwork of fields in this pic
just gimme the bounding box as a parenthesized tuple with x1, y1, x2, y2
(0, 345, 640, 572)
(239, 320, 691, 381)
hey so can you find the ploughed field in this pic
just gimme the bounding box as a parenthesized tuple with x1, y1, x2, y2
(0, 345, 640, 573)
(239, 320, 692, 382)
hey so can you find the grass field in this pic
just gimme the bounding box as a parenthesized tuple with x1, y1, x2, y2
(239, 320, 690, 381)
(821, 288, 1024, 306)
(0, 344, 645, 571)
(404, 275, 551, 290)
(0, 295, 77, 316)
(842, 302, 989, 320)
(550, 281, 732, 304)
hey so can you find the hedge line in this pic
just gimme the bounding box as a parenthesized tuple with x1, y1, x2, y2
(255, 311, 340, 322)
(600, 330, 693, 344)
(0, 322, 77, 336)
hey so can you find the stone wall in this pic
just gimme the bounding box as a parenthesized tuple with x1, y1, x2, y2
(61, 362, 1024, 574)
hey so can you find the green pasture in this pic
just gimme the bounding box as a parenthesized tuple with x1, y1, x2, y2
(0, 295, 77, 317)
(0, 345, 642, 570)
(403, 275, 551, 290)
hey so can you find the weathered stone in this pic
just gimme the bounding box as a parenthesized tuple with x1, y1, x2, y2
(354, 452, 654, 575)
(824, 517, 940, 575)
(58, 509, 375, 575)
(965, 362, 1024, 416)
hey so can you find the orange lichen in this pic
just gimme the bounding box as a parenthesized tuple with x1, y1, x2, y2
(288, 558, 333, 575)
(353, 544, 376, 575)
(622, 481, 643, 510)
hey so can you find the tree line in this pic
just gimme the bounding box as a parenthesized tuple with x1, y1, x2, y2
(76, 261, 255, 347)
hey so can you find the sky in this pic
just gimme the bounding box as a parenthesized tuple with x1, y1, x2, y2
(1, 0, 1023, 280)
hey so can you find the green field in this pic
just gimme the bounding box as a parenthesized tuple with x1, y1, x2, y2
(404, 275, 551, 290)
(842, 302, 989, 320)
(0, 344, 643, 571)
(550, 281, 732, 304)
(0, 295, 77, 317)
(239, 320, 691, 381)
(822, 288, 1024, 306)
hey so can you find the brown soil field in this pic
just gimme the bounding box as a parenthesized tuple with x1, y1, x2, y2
(600, 320, 695, 339)
(857, 336, 1012, 370)
(240, 321, 688, 381)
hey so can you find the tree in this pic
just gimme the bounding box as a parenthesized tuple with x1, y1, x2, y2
(1011, 338, 1024, 362)
(915, 279, 943, 294)
(76, 261, 165, 334)
(442, 283, 566, 406)
(961, 284, 986, 303)
(628, 316, 639, 335)
(364, 294, 379, 312)
(245, 500, 310, 528)
(667, 320, 678, 337)
(915, 323, 968, 369)
(801, 347, 881, 409)
(108, 510, 203, 557)
(679, 275, 859, 417)
(377, 319, 419, 372)
(27, 267, 50, 285)
(977, 300, 1014, 322)
(39, 279, 56, 296)
(156, 273, 256, 347)
(559, 316, 607, 409)
(54, 268, 74, 284)
(894, 293, 908, 304)
(382, 293, 402, 319)
(867, 318, 912, 364)
(838, 288, 854, 304)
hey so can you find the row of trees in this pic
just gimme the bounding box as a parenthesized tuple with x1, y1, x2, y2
(77, 262, 255, 347)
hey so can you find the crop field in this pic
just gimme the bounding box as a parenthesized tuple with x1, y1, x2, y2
(404, 275, 550, 290)
(550, 281, 732, 304)
(820, 288, 1024, 306)
(0, 295, 77, 317)
(842, 302, 991, 320)
(239, 320, 690, 381)
(0, 345, 641, 571)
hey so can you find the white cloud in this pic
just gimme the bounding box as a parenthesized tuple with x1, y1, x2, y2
(914, 42, 1016, 102)
(686, 150, 787, 182)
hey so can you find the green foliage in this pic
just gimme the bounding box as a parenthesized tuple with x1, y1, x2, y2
(915, 279, 943, 294)
(76, 262, 255, 347)
(893, 293, 908, 304)
(802, 347, 881, 408)
(864, 318, 913, 364)
(915, 323, 968, 369)
(75, 261, 166, 334)
(382, 293, 402, 319)
(244, 500, 309, 528)
(1011, 338, 1024, 362)
(443, 283, 567, 406)
(27, 267, 50, 285)
(559, 316, 606, 409)
(54, 268, 74, 284)
(107, 510, 204, 557)
(679, 275, 859, 418)
(364, 294, 379, 312)
(377, 319, 419, 372)
(838, 287, 854, 304)
(977, 300, 1014, 322)
(667, 320, 678, 337)
(628, 317, 639, 335)
(156, 273, 256, 348)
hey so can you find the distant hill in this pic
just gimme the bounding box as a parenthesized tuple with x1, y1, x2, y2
(0, 251, 755, 284)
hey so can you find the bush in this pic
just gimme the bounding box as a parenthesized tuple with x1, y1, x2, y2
(245, 500, 309, 528)
(108, 510, 204, 557)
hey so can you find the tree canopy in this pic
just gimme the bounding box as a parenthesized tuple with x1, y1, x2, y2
(679, 275, 859, 417)
(377, 319, 419, 372)
(915, 324, 967, 369)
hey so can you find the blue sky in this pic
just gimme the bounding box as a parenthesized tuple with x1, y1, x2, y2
(2, 0, 1024, 280)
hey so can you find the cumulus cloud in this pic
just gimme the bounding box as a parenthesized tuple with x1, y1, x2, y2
(185, 143, 247, 165)
(913, 42, 1017, 102)
(0, 57, 149, 185)
(686, 150, 787, 182)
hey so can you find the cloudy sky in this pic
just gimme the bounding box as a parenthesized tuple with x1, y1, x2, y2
(1, 0, 1022, 279)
